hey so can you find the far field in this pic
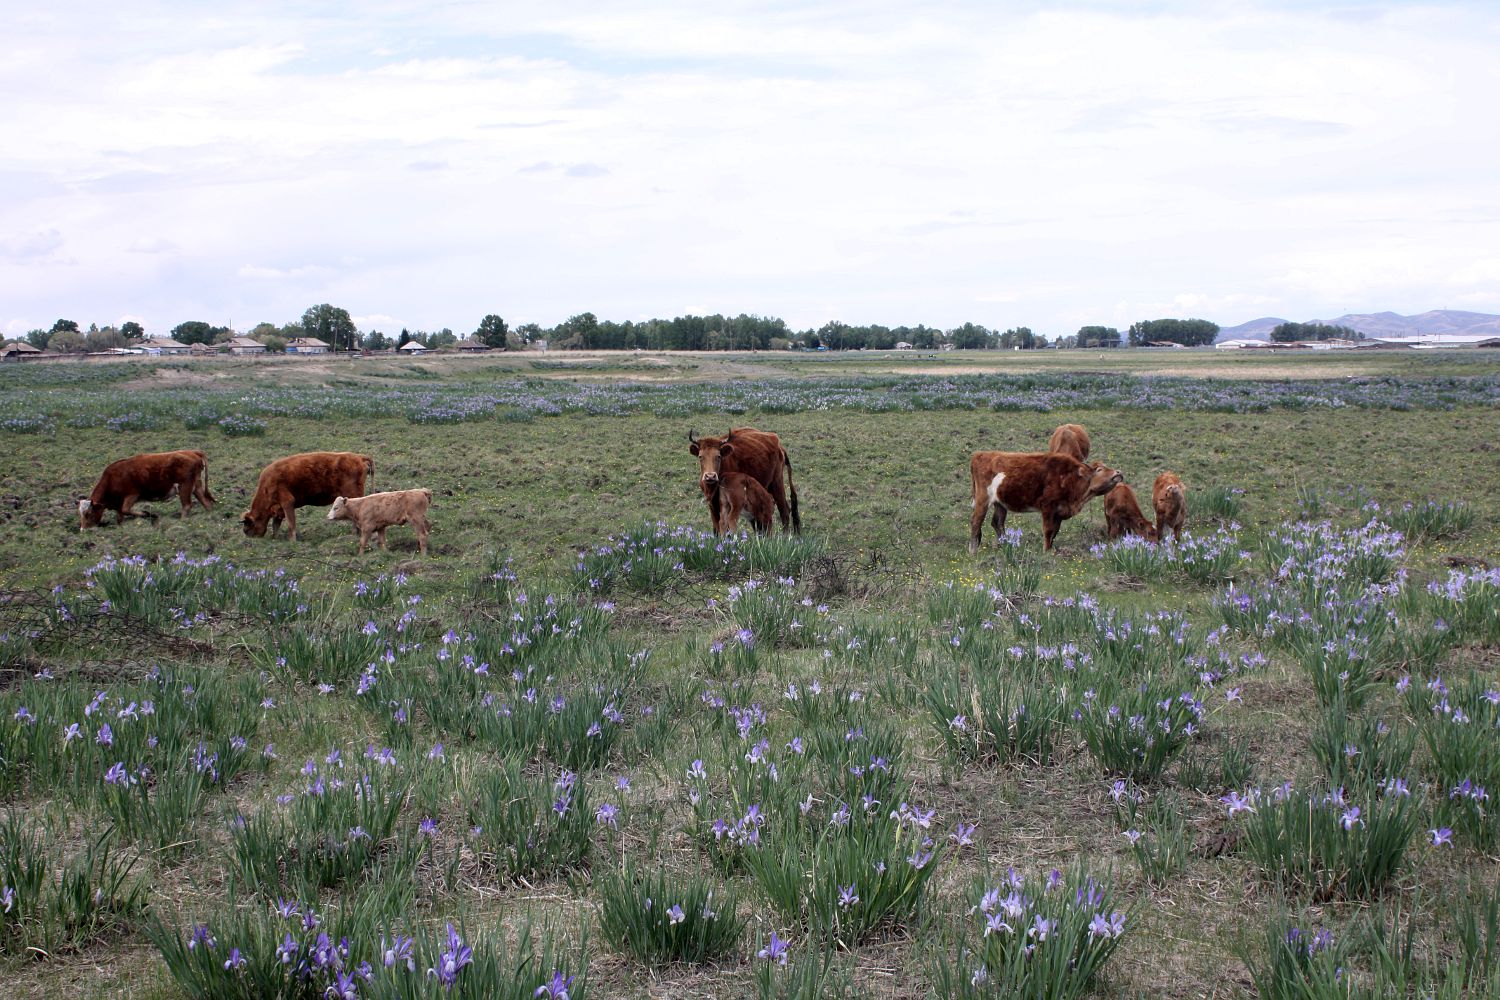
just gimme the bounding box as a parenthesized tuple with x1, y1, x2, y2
(0, 349, 1497, 999)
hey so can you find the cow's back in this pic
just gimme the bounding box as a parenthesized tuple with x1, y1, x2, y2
(93, 450, 203, 505)
(256, 452, 370, 508)
(720, 428, 785, 487)
(1048, 424, 1090, 461)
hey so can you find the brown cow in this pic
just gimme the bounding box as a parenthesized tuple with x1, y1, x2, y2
(328, 488, 432, 555)
(79, 450, 214, 531)
(688, 427, 800, 534)
(242, 451, 373, 541)
(1153, 472, 1187, 542)
(711, 473, 775, 535)
(968, 451, 1122, 552)
(1048, 423, 1091, 461)
(1103, 483, 1158, 541)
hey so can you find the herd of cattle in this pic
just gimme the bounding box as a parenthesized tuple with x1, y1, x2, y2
(74, 422, 1184, 555)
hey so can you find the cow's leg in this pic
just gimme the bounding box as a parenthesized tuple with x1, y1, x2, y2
(1041, 512, 1061, 551)
(968, 490, 990, 554)
(705, 495, 721, 535)
(283, 502, 298, 542)
(765, 473, 792, 533)
(414, 517, 429, 556)
(358, 527, 371, 554)
(119, 496, 155, 523)
(377, 527, 387, 550)
(722, 503, 740, 534)
(178, 474, 197, 517)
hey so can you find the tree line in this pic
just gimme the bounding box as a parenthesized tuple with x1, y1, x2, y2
(20, 307, 1228, 353)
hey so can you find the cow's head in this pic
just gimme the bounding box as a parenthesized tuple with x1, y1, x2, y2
(241, 509, 269, 537)
(1085, 462, 1124, 496)
(688, 429, 734, 488)
(328, 497, 349, 521)
(78, 498, 103, 531)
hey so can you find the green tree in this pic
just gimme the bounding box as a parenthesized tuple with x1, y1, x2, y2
(249, 322, 279, 343)
(171, 321, 230, 345)
(475, 314, 509, 349)
(556, 312, 598, 349)
(512, 323, 541, 349)
(430, 328, 457, 349)
(397, 328, 412, 348)
(949, 322, 994, 350)
(120, 320, 144, 340)
(1076, 325, 1122, 348)
(25, 328, 51, 349)
(998, 326, 1043, 349)
(86, 326, 127, 352)
(50, 318, 79, 335)
(363, 330, 391, 351)
(48, 329, 86, 353)
(1126, 318, 1218, 347)
(1270, 321, 1362, 343)
(300, 303, 358, 352)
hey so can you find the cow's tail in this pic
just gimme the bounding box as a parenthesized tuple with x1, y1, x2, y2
(783, 448, 801, 534)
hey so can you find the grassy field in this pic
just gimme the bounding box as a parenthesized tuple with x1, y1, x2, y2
(1, 351, 1497, 999)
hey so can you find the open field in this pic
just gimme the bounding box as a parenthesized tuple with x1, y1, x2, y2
(1, 352, 1498, 999)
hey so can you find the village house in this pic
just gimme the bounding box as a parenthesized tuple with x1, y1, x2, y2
(1, 340, 43, 361)
(285, 337, 330, 354)
(227, 337, 267, 355)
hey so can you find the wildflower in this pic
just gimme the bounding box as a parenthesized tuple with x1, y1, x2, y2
(428, 743, 446, 761)
(1030, 915, 1054, 941)
(277, 932, 298, 964)
(419, 817, 438, 837)
(534, 971, 573, 999)
(757, 931, 790, 965)
(951, 822, 976, 847)
(838, 884, 859, 909)
(1122, 829, 1143, 845)
(223, 948, 246, 970)
(1221, 789, 1257, 817)
(1339, 807, 1363, 831)
(595, 802, 619, 828)
(188, 924, 216, 950)
(63, 723, 82, 743)
(327, 972, 359, 999)
(1, 886, 13, 913)
(1430, 827, 1454, 847)
(104, 762, 130, 785)
(667, 904, 685, 925)
(984, 912, 1012, 937)
(428, 924, 473, 988)
(687, 759, 707, 781)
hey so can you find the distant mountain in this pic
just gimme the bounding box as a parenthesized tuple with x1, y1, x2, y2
(1215, 309, 1500, 343)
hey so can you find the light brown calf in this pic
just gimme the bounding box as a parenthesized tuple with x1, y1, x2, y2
(1103, 483, 1158, 541)
(328, 489, 433, 555)
(713, 473, 776, 535)
(1152, 472, 1187, 542)
(1047, 423, 1091, 462)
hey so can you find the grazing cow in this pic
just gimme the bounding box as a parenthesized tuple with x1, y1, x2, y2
(1103, 483, 1158, 541)
(328, 488, 432, 555)
(688, 427, 800, 534)
(79, 450, 214, 531)
(1153, 472, 1187, 542)
(242, 451, 373, 541)
(1048, 423, 1091, 462)
(710, 473, 776, 535)
(968, 451, 1122, 552)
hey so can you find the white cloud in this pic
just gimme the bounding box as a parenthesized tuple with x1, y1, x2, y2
(1, 2, 1497, 334)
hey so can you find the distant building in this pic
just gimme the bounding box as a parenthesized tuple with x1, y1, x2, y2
(452, 339, 489, 352)
(1370, 334, 1500, 349)
(894, 342, 913, 350)
(227, 337, 266, 355)
(1142, 341, 1187, 349)
(1, 340, 43, 361)
(143, 338, 190, 355)
(285, 337, 330, 354)
(397, 341, 428, 354)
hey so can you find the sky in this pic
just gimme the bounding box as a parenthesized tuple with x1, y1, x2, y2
(3, 1, 1499, 340)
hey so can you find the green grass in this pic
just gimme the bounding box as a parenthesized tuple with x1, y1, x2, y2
(0, 352, 1497, 999)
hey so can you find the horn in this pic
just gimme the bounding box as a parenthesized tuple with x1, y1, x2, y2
(688, 428, 698, 444)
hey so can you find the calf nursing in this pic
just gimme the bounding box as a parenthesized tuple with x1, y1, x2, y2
(1103, 483, 1158, 541)
(328, 489, 433, 555)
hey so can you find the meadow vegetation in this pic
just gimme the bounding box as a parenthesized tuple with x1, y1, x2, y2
(0, 350, 1497, 998)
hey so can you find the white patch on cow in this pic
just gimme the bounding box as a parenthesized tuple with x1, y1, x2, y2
(78, 499, 91, 514)
(985, 472, 1006, 507)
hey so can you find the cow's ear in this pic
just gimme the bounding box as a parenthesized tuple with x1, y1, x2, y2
(689, 443, 700, 456)
(719, 443, 733, 457)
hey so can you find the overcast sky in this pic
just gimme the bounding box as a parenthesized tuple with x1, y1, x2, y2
(3, 1, 1498, 339)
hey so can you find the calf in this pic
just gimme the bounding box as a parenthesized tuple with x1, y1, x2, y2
(328, 489, 432, 555)
(1153, 472, 1187, 542)
(711, 473, 775, 535)
(688, 427, 800, 534)
(1103, 483, 1158, 541)
(79, 450, 214, 530)
(242, 451, 373, 541)
(1048, 423, 1091, 462)
(969, 451, 1122, 552)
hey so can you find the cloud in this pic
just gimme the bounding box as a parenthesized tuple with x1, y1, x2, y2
(564, 162, 609, 178)
(0, 229, 64, 261)
(237, 263, 334, 280)
(127, 236, 178, 254)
